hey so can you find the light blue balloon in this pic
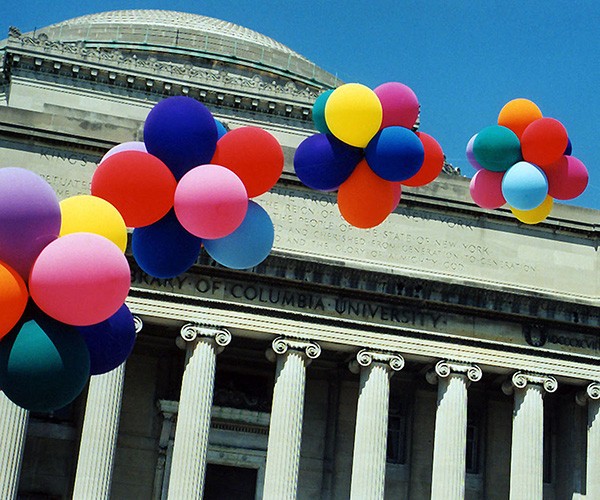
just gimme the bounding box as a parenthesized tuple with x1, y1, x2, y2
(501, 161, 548, 211)
(214, 119, 228, 139)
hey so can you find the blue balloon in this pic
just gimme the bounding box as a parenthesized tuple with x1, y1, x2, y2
(215, 119, 228, 139)
(312, 90, 333, 134)
(132, 210, 202, 279)
(502, 161, 549, 211)
(77, 304, 136, 375)
(144, 96, 218, 180)
(564, 138, 572, 156)
(365, 126, 425, 181)
(203, 201, 274, 269)
(294, 134, 362, 191)
(0, 304, 90, 412)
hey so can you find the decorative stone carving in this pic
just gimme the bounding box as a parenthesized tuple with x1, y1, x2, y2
(177, 323, 231, 352)
(132, 315, 143, 334)
(575, 381, 600, 406)
(426, 359, 482, 385)
(502, 371, 558, 395)
(349, 349, 405, 374)
(270, 336, 321, 360)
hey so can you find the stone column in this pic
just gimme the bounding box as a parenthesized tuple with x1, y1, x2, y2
(576, 381, 600, 499)
(263, 336, 321, 500)
(72, 316, 142, 499)
(349, 349, 404, 500)
(0, 391, 29, 500)
(502, 371, 557, 499)
(427, 360, 482, 500)
(167, 324, 231, 500)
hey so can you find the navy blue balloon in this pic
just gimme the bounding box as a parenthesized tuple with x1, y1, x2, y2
(215, 119, 228, 139)
(365, 126, 425, 181)
(77, 304, 136, 375)
(203, 201, 274, 269)
(294, 134, 363, 191)
(564, 138, 572, 156)
(144, 96, 218, 180)
(132, 210, 202, 278)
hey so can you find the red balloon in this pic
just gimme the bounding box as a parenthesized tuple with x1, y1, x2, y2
(211, 127, 284, 198)
(0, 260, 28, 340)
(338, 160, 398, 228)
(402, 132, 445, 187)
(91, 151, 177, 228)
(521, 118, 568, 167)
(545, 155, 589, 200)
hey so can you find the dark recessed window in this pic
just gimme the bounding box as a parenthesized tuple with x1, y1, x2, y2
(204, 464, 257, 500)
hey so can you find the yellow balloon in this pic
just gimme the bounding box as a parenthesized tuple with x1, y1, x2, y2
(60, 195, 128, 252)
(510, 195, 553, 224)
(324, 83, 382, 148)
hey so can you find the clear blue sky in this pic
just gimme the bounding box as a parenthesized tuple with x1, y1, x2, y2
(2, 1, 599, 210)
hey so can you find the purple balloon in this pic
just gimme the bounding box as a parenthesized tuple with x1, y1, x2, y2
(466, 134, 484, 171)
(0, 168, 61, 280)
(100, 141, 148, 164)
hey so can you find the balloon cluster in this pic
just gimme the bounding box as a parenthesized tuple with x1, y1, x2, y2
(468, 99, 589, 224)
(294, 82, 445, 228)
(93, 96, 282, 276)
(0, 168, 137, 412)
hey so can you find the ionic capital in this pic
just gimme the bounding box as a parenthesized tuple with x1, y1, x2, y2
(349, 349, 404, 374)
(502, 371, 558, 396)
(176, 323, 232, 353)
(575, 381, 600, 406)
(266, 336, 321, 362)
(133, 315, 143, 333)
(426, 360, 482, 385)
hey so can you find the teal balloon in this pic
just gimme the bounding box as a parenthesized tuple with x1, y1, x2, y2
(473, 125, 521, 172)
(501, 161, 548, 211)
(0, 305, 90, 412)
(313, 90, 333, 134)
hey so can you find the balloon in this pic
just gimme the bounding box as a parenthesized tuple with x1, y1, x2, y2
(0, 305, 90, 412)
(511, 196, 553, 224)
(293, 134, 362, 191)
(472, 125, 521, 172)
(0, 261, 28, 340)
(203, 201, 274, 269)
(312, 90, 333, 134)
(215, 119, 228, 139)
(29, 233, 130, 326)
(324, 83, 382, 147)
(466, 134, 484, 171)
(132, 210, 202, 279)
(469, 169, 506, 209)
(497, 98, 543, 138)
(91, 150, 177, 228)
(337, 160, 399, 228)
(521, 117, 569, 167)
(211, 127, 284, 198)
(564, 138, 572, 156)
(365, 126, 424, 182)
(100, 141, 147, 163)
(373, 82, 419, 129)
(402, 132, 444, 187)
(174, 165, 248, 239)
(545, 156, 588, 200)
(0, 168, 61, 280)
(77, 304, 136, 375)
(59, 195, 127, 252)
(501, 161, 548, 211)
(391, 182, 402, 210)
(143, 96, 218, 180)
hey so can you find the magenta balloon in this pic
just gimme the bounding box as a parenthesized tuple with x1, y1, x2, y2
(469, 169, 506, 209)
(0, 168, 61, 280)
(546, 155, 589, 200)
(466, 134, 484, 171)
(174, 164, 248, 239)
(373, 82, 419, 129)
(100, 141, 148, 164)
(29, 233, 131, 326)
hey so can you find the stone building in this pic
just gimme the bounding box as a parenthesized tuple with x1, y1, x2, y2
(0, 10, 599, 500)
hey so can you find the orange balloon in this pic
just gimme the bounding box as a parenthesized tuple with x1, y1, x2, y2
(0, 260, 28, 340)
(497, 98, 543, 138)
(402, 132, 444, 187)
(521, 117, 568, 167)
(338, 160, 398, 228)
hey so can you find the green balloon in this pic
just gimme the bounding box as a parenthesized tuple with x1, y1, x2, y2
(0, 305, 90, 412)
(473, 125, 522, 172)
(312, 89, 333, 134)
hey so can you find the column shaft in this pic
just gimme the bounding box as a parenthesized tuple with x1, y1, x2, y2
(0, 392, 29, 500)
(72, 364, 126, 499)
(587, 398, 600, 498)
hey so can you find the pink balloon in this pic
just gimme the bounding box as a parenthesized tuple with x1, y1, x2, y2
(466, 134, 484, 171)
(174, 164, 248, 239)
(545, 155, 589, 200)
(29, 233, 130, 326)
(373, 82, 419, 129)
(469, 169, 506, 209)
(100, 141, 148, 164)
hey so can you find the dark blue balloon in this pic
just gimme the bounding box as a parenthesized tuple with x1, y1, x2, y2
(203, 201, 274, 270)
(294, 134, 362, 191)
(312, 90, 333, 134)
(77, 304, 136, 375)
(564, 138, 572, 156)
(144, 96, 218, 180)
(215, 119, 228, 139)
(365, 126, 425, 181)
(132, 210, 202, 279)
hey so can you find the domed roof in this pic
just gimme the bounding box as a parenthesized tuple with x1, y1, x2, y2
(34, 10, 338, 87)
